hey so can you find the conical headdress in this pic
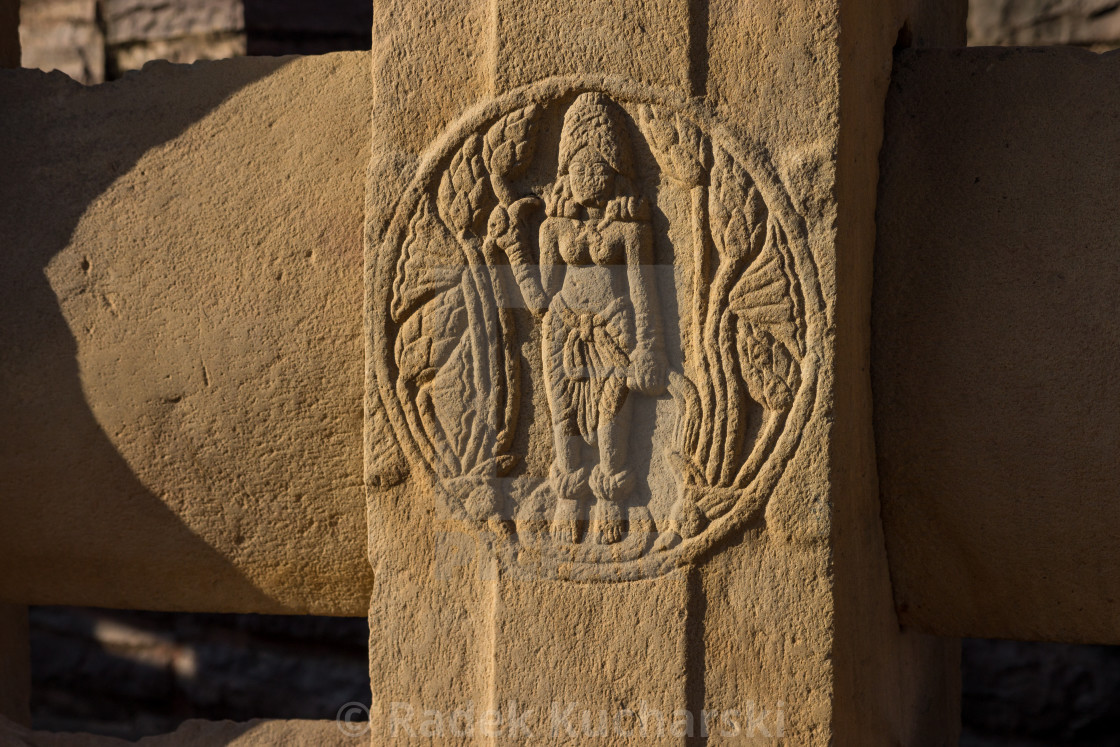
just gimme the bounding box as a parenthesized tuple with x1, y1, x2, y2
(557, 93, 634, 178)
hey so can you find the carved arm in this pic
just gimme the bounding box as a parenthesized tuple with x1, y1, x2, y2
(626, 223, 667, 395)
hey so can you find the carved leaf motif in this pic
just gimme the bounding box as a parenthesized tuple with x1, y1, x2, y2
(483, 104, 541, 181)
(396, 111, 537, 501)
(429, 331, 476, 461)
(637, 106, 709, 187)
(394, 285, 471, 476)
(392, 201, 463, 324)
(438, 134, 494, 236)
(738, 326, 799, 412)
(729, 232, 804, 412)
(728, 238, 801, 357)
(709, 148, 767, 263)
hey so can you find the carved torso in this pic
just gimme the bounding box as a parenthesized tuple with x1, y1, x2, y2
(542, 215, 646, 347)
(549, 214, 629, 266)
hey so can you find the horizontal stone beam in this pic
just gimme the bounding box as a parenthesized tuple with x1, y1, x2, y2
(875, 47, 1120, 643)
(0, 54, 371, 616)
(4, 39, 1111, 648)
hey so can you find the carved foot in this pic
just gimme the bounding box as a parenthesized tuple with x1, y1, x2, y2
(592, 500, 625, 545)
(486, 516, 513, 539)
(463, 483, 500, 523)
(550, 498, 581, 544)
(652, 531, 681, 553)
(667, 495, 705, 539)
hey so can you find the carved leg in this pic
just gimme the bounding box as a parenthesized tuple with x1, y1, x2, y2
(591, 391, 633, 544)
(549, 434, 588, 544)
(543, 309, 591, 543)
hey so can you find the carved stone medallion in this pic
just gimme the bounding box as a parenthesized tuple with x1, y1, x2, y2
(370, 78, 822, 580)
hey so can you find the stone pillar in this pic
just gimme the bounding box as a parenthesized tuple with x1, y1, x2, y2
(0, 604, 30, 727)
(365, 0, 965, 742)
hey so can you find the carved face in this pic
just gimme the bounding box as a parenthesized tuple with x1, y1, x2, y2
(568, 147, 615, 207)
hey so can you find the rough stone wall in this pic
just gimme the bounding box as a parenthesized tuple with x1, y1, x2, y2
(18, 0, 370, 83)
(18, 0, 242, 83)
(101, 0, 244, 78)
(969, 0, 1120, 47)
(19, 0, 104, 83)
(961, 640, 1120, 745)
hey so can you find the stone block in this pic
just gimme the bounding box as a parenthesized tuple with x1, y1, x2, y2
(100, 0, 243, 46)
(365, 0, 964, 742)
(876, 47, 1120, 643)
(0, 53, 371, 616)
(18, 0, 104, 83)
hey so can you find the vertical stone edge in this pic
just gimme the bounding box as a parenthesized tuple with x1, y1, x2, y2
(0, 604, 30, 727)
(1, 0, 18, 68)
(364, 2, 495, 742)
(832, 1, 965, 743)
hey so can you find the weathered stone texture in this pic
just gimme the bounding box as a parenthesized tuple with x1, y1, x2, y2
(100, 0, 241, 45)
(969, 0, 1120, 47)
(0, 53, 371, 616)
(18, 0, 245, 83)
(18, 0, 103, 83)
(100, 0, 244, 77)
(366, 0, 964, 743)
(876, 47, 1120, 643)
(18, 0, 372, 82)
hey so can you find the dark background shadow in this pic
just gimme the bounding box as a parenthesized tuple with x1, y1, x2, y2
(243, 0, 371, 56)
(29, 607, 369, 739)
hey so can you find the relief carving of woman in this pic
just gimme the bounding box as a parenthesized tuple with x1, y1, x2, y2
(503, 93, 667, 544)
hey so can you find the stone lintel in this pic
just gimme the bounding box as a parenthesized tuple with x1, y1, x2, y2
(876, 46, 1120, 644)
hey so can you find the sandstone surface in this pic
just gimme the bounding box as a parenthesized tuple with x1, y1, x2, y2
(365, 0, 964, 743)
(0, 53, 371, 616)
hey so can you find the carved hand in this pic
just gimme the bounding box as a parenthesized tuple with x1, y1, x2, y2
(489, 196, 541, 251)
(488, 197, 548, 315)
(629, 345, 668, 395)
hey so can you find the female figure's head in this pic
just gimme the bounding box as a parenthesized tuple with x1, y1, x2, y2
(568, 148, 615, 207)
(556, 93, 636, 212)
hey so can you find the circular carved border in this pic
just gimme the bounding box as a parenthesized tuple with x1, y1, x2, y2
(370, 76, 824, 581)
